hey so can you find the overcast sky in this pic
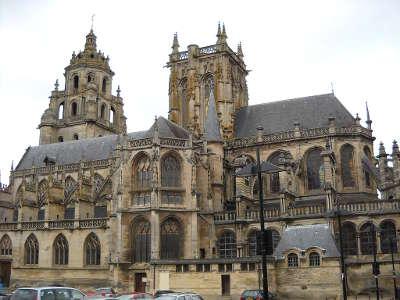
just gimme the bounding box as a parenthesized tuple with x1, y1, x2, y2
(1, 0, 399, 184)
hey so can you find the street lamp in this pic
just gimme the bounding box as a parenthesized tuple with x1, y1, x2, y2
(236, 126, 282, 297)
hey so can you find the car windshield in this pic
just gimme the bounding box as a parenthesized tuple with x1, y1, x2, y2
(242, 290, 259, 297)
(155, 296, 177, 300)
(11, 289, 38, 300)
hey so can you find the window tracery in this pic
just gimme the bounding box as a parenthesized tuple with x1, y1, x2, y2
(133, 220, 151, 262)
(54, 234, 69, 265)
(160, 218, 182, 259)
(85, 233, 101, 265)
(342, 222, 358, 255)
(25, 234, 39, 265)
(306, 148, 324, 190)
(341, 144, 356, 187)
(380, 220, 397, 254)
(218, 231, 236, 258)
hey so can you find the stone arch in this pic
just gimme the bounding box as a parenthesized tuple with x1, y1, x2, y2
(53, 234, 69, 265)
(25, 233, 39, 264)
(340, 144, 356, 188)
(304, 147, 325, 190)
(84, 232, 101, 265)
(160, 216, 183, 259)
(0, 234, 12, 255)
(131, 216, 151, 262)
(73, 74, 79, 89)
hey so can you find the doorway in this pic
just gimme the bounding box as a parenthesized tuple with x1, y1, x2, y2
(221, 274, 230, 296)
(0, 261, 11, 287)
(134, 273, 147, 293)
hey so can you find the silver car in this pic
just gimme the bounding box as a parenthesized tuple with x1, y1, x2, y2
(155, 293, 203, 300)
(10, 287, 86, 300)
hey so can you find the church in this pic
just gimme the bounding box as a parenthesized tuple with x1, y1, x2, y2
(0, 25, 399, 299)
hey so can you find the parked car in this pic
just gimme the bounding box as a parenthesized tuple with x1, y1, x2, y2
(116, 293, 153, 299)
(94, 288, 117, 298)
(10, 287, 86, 300)
(240, 289, 276, 300)
(155, 293, 203, 300)
(153, 291, 174, 298)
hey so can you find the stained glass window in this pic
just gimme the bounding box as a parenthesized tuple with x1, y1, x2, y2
(133, 220, 151, 262)
(380, 220, 397, 254)
(25, 234, 39, 264)
(218, 231, 236, 258)
(85, 233, 101, 265)
(360, 223, 376, 255)
(306, 149, 324, 190)
(161, 155, 181, 187)
(160, 218, 182, 259)
(342, 222, 358, 255)
(54, 234, 69, 265)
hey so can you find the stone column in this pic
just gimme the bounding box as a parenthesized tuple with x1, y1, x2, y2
(151, 211, 160, 259)
(191, 212, 198, 258)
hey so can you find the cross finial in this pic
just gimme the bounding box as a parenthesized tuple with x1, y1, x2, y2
(54, 79, 59, 91)
(117, 85, 121, 97)
(91, 14, 95, 31)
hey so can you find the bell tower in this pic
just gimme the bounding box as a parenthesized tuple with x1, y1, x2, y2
(39, 29, 127, 145)
(167, 24, 249, 139)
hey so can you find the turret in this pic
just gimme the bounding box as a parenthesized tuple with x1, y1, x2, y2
(392, 140, 400, 181)
(366, 101, 372, 130)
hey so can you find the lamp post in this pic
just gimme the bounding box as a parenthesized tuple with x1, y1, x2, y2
(390, 237, 398, 299)
(371, 225, 380, 300)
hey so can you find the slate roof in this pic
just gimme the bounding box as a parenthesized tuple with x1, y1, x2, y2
(234, 93, 355, 138)
(274, 223, 340, 259)
(16, 116, 190, 171)
(204, 91, 222, 142)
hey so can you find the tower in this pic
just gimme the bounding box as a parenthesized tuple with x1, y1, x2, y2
(167, 24, 249, 139)
(38, 29, 127, 145)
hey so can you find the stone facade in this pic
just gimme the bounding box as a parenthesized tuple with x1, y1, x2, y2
(0, 25, 399, 299)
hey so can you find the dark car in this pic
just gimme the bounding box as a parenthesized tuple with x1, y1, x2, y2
(153, 291, 175, 298)
(240, 289, 276, 300)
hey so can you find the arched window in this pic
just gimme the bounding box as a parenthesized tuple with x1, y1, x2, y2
(58, 102, 64, 119)
(64, 177, 77, 219)
(132, 219, 151, 262)
(287, 253, 298, 267)
(309, 252, 320, 267)
(87, 72, 94, 83)
(364, 147, 372, 187)
(0, 235, 12, 255)
(94, 174, 104, 197)
(218, 231, 236, 258)
(248, 230, 259, 257)
(73, 75, 79, 89)
(71, 102, 78, 116)
(133, 155, 152, 206)
(73, 134, 79, 140)
(360, 223, 376, 255)
(269, 229, 281, 251)
(110, 107, 115, 124)
(25, 234, 39, 265)
(102, 77, 107, 93)
(341, 144, 356, 188)
(160, 218, 182, 259)
(85, 233, 101, 265)
(268, 152, 284, 193)
(54, 234, 69, 265)
(100, 104, 106, 119)
(380, 220, 397, 254)
(342, 222, 358, 255)
(161, 154, 181, 187)
(58, 136, 64, 142)
(306, 148, 324, 190)
(37, 180, 48, 220)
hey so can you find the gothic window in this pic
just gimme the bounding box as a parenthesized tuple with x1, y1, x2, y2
(73, 75, 79, 89)
(248, 230, 258, 257)
(110, 107, 115, 124)
(160, 218, 182, 259)
(0, 235, 12, 256)
(309, 252, 320, 267)
(94, 174, 104, 196)
(360, 222, 376, 255)
(342, 222, 358, 255)
(218, 231, 236, 258)
(25, 234, 39, 265)
(269, 229, 281, 251)
(341, 144, 356, 188)
(306, 148, 324, 190)
(161, 154, 181, 187)
(287, 253, 298, 267)
(58, 102, 64, 119)
(132, 219, 151, 262)
(135, 155, 152, 189)
(102, 77, 107, 93)
(85, 233, 101, 265)
(53, 234, 69, 265)
(64, 177, 77, 201)
(268, 152, 285, 193)
(380, 220, 397, 254)
(37, 180, 48, 220)
(71, 102, 78, 116)
(100, 104, 106, 119)
(364, 147, 372, 187)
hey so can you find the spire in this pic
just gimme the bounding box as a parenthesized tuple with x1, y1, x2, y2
(237, 42, 243, 59)
(222, 23, 228, 41)
(172, 32, 179, 54)
(117, 85, 121, 97)
(378, 142, 387, 157)
(204, 90, 222, 142)
(84, 29, 97, 52)
(54, 79, 59, 91)
(216, 22, 222, 44)
(11, 160, 14, 172)
(365, 101, 372, 130)
(393, 140, 399, 154)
